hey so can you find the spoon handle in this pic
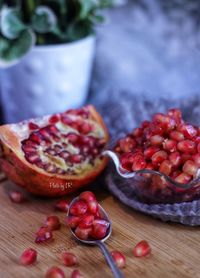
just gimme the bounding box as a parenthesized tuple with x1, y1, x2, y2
(97, 241, 125, 278)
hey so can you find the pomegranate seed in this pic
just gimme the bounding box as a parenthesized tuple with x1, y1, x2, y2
(175, 173, 192, 184)
(132, 154, 147, 171)
(8, 191, 24, 203)
(30, 133, 43, 144)
(178, 124, 197, 139)
(35, 227, 53, 244)
(159, 160, 172, 176)
(86, 200, 98, 214)
(8, 191, 25, 204)
(171, 170, 181, 179)
(29, 122, 39, 130)
(150, 135, 164, 146)
(79, 191, 96, 202)
(169, 131, 184, 141)
(133, 240, 151, 257)
(71, 270, 83, 278)
(198, 143, 200, 153)
(181, 154, 192, 163)
(54, 200, 69, 212)
(144, 146, 159, 160)
(193, 154, 200, 167)
(91, 224, 108, 239)
(66, 133, 79, 143)
(49, 115, 60, 124)
(177, 140, 196, 154)
(61, 252, 78, 267)
(45, 266, 65, 278)
(66, 216, 80, 229)
(119, 137, 136, 152)
(167, 108, 182, 124)
(69, 154, 83, 164)
(93, 219, 110, 229)
(80, 122, 92, 134)
(151, 150, 168, 166)
(169, 152, 181, 168)
(141, 121, 150, 128)
(163, 139, 177, 152)
(70, 200, 88, 216)
(44, 216, 61, 231)
(74, 226, 92, 240)
(79, 214, 94, 228)
(132, 127, 143, 137)
(111, 251, 126, 269)
(182, 160, 198, 177)
(145, 163, 154, 170)
(20, 248, 37, 266)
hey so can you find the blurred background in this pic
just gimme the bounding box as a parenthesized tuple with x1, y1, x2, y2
(0, 0, 200, 129)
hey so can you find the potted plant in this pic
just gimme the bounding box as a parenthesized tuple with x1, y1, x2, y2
(0, 0, 111, 123)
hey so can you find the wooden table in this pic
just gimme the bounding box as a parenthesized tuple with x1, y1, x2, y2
(0, 176, 200, 278)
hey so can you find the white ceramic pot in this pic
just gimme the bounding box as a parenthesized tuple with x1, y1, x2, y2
(0, 36, 95, 123)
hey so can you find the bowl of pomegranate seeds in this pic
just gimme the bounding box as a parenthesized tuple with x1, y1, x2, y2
(113, 108, 200, 204)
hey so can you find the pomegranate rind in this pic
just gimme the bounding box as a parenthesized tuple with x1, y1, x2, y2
(0, 105, 109, 196)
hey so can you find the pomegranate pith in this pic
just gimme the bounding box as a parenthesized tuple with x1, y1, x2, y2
(0, 105, 109, 197)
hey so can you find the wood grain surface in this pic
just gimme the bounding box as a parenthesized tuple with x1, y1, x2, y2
(0, 178, 200, 278)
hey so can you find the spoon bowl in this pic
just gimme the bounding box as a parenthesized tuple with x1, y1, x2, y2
(67, 197, 124, 278)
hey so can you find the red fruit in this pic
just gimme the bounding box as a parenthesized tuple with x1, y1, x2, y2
(177, 140, 196, 154)
(133, 240, 151, 257)
(163, 139, 177, 152)
(74, 226, 92, 240)
(54, 200, 69, 212)
(79, 214, 94, 228)
(66, 216, 80, 229)
(132, 127, 143, 137)
(70, 200, 88, 216)
(19, 248, 37, 266)
(169, 152, 181, 168)
(87, 200, 99, 214)
(144, 146, 159, 160)
(35, 227, 53, 244)
(174, 173, 192, 184)
(71, 270, 83, 278)
(79, 191, 96, 202)
(44, 216, 61, 231)
(0, 105, 109, 197)
(167, 108, 182, 124)
(8, 191, 24, 203)
(181, 154, 192, 164)
(119, 137, 136, 152)
(45, 267, 65, 278)
(159, 160, 172, 176)
(61, 252, 77, 267)
(182, 160, 198, 177)
(178, 124, 197, 139)
(28, 122, 39, 130)
(198, 143, 200, 153)
(150, 135, 164, 146)
(193, 154, 200, 167)
(111, 251, 126, 269)
(91, 224, 108, 239)
(169, 131, 184, 141)
(132, 154, 146, 171)
(151, 151, 168, 166)
(93, 219, 110, 229)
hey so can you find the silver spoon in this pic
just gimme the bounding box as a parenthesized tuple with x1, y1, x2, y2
(67, 197, 125, 278)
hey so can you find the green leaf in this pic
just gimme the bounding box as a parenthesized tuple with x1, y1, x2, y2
(31, 6, 57, 33)
(0, 7, 26, 39)
(78, 0, 94, 20)
(0, 29, 36, 67)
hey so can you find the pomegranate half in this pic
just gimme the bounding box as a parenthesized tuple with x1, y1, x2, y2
(0, 105, 109, 196)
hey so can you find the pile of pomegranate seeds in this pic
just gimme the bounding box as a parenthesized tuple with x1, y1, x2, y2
(21, 107, 107, 176)
(19, 248, 37, 265)
(115, 109, 200, 184)
(66, 191, 110, 241)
